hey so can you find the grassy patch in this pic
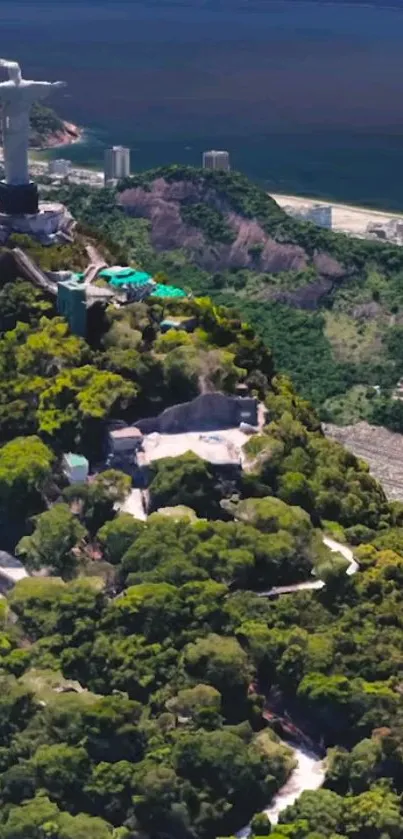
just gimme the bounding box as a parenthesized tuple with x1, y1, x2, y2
(20, 668, 100, 704)
(322, 384, 376, 424)
(324, 311, 382, 364)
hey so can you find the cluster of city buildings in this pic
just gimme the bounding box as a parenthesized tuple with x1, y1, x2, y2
(42, 146, 231, 190)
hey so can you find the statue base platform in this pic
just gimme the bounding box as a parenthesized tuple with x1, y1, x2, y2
(0, 202, 75, 246)
(0, 182, 39, 215)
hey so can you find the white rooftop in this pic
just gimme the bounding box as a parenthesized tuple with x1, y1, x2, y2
(142, 429, 249, 467)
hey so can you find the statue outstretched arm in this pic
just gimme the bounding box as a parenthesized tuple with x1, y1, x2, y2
(31, 81, 66, 100)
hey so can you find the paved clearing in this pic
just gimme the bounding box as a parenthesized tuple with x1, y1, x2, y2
(142, 428, 250, 467)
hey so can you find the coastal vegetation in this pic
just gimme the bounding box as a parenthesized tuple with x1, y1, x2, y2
(29, 101, 64, 146)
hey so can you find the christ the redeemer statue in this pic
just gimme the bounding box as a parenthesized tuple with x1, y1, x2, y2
(0, 59, 65, 214)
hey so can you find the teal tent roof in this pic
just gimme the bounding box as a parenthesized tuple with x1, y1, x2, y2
(99, 268, 152, 288)
(151, 284, 186, 298)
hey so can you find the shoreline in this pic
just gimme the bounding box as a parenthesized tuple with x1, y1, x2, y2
(31, 120, 84, 152)
(270, 191, 403, 219)
(270, 191, 403, 237)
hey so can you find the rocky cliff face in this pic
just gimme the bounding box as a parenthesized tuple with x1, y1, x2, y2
(118, 177, 346, 309)
(30, 121, 82, 149)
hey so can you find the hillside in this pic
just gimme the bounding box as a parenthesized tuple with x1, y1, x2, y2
(29, 101, 80, 148)
(0, 244, 403, 838)
(3, 172, 403, 839)
(51, 166, 403, 429)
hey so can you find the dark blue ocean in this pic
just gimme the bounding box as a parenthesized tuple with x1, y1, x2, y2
(4, 0, 403, 209)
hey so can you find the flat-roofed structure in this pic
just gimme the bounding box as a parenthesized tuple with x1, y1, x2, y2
(63, 453, 89, 484)
(109, 426, 143, 455)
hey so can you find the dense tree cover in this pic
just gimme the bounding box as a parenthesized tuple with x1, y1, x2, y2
(7, 232, 89, 272)
(3, 176, 403, 837)
(49, 168, 403, 421)
(29, 101, 64, 145)
(180, 202, 236, 244)
(148, 453, 223, 517)
(4, 512, 403, 838)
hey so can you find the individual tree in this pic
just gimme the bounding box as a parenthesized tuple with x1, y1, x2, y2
(132, 762, 184, 836)
(37, 365, 135, 454)
(0, 674, 37, 747)
(183, 633, 251, 714)
(84, 760, 137, 824)
(97, 513, 144, 564)
(343, 785, 403, 838)
(32, 743, 90, 810)
(0, 281, 52, 332)
(9, 577, 104, 641)
(63, 470, 131, 535)
(14, 317, 89, 378)
(172, 728, 283, 823)
(280, 789, 344, 835)
(326, 738, 381, 795)
(106, 582, 183, 642)
(278, 472, 315, 514)
(251, 812, 272, 835)
(55, 810, 113, 839)
(16, 503, 87, 578)
(0, 793, 60, 839)
(0, 761, 37, 806)
(166, 684, 221, 719)
(80, 694, 144, 763)
(0, 435, 54, 513)
(148, 452, 220, 517)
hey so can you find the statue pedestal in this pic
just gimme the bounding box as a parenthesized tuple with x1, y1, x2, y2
(0, 202, 75, 245)
(0, 181, 39, 215)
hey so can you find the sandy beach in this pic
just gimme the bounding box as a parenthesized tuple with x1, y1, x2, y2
(270, 192, 403, 238)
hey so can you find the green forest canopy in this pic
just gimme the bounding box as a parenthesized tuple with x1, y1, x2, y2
(50, 166, 403, 429)
(0, 182, 403, 838)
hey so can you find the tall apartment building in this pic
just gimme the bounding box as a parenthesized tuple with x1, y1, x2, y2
(202, 149, 230, 171)
(104, 146, 131, 185)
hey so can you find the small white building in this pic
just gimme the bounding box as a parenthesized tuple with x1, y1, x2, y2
(63, 453, 89, 484)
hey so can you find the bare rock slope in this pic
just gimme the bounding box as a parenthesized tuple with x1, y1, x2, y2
(118, 177, 345, 307)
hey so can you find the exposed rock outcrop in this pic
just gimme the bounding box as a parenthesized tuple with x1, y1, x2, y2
(118, 178, 345, 291)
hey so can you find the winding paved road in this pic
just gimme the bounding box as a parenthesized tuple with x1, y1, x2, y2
(237, 535, 356, 836)
(236, 744, 325, 838)
(259, 536, 357, 598)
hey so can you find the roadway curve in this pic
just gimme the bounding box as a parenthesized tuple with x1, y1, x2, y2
(322, 535, 359, 575)
(237, 536, 356, 836)
(259, 536, 358, 598)
(236, 744, 325, 838)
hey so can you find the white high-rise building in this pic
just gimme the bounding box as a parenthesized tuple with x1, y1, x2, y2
(202, 150, 230, 171)
(104, 146, 131, 185)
